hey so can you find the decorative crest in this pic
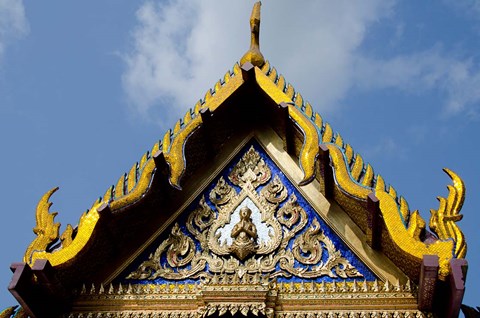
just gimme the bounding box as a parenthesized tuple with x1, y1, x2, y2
(240, 1, 265, 67)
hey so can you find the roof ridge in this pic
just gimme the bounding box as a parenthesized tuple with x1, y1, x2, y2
(24, 60, 466, 280)
(259, 60, 412, 227)
(259, 60, 466, 270)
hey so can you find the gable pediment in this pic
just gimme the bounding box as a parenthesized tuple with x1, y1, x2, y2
(7, 3, 468, 316)
(112, 134, 405, 287)
(63, 134, 421, 317)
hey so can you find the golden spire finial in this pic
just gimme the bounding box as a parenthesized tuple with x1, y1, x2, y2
(240, 1, 265, 67)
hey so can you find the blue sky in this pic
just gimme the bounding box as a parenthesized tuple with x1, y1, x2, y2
(0, 0, 478, 310)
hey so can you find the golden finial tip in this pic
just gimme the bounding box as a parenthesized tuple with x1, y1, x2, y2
(240, 1, 265, 68)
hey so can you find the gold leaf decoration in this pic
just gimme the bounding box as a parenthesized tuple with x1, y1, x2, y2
(407, 210, 425, 240)
(429, 168, 467, 258)
(276, 75, 286, 92)
(228, 146, 271, 188)
(103, 185, 113, 203)
(375, 175, 386, 192)
(399, 197, 410, 224)
(126, 163, 137, 193)
(295, 92, 304, 108)
(114, 174, 125, 199)
(127, 146, 363, 281)
(314, 113, 323, 130)
(351, 154, 364, 181)
(173, 119, 181, 135)
(162, 129, 171, 153)
(268, 66, 277, 82)
(24, 187, 61, 262)
(0, 306, 17, 318)
(322, 123, 333, 143)
(183, 109, 192, 126)
(214, 80, 222, 94)
(285, 83, 295, 99)
(344, 144, 354, 165)
(304, 102, 313, 118)
(261, 59, 270, 74)
(361, 164, 374, 187)
(292, 219, 324, 265)
(60, 224, 75, 248)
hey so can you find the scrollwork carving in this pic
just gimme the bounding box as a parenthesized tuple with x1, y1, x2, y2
(292, 219, 323, 265)
(277, 194, 308, 249)
(127, 223, 200, 280)
(261, 175, 288, 206)
(127, 146, 364, 282)
(228, 146, 271, 188)
(209, 177, 236, 207)
(187, 196, 215, 250)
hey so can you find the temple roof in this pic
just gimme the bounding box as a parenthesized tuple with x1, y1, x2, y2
(7, 3, 468, 318)
(23, 58, 466, 279)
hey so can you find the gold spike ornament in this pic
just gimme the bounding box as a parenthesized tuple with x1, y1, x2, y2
(429, 168, 467, 258)
(240, 2, 265, 67)
(24, 187, 61, 263)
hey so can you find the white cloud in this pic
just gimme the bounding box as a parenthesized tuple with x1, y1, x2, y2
(122, 0, 480, 124)
(122, 0, 395, 123)
(0, 0, 28, 62)
(353, 49, 480, 115)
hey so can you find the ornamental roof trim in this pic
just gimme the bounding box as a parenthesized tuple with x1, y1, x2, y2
(24, 59, 466, 282)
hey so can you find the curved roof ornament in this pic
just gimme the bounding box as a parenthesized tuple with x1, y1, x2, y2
(240, 1, 265, 67)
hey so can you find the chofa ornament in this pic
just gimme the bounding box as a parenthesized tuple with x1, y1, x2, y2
(127, 146, 363, 281)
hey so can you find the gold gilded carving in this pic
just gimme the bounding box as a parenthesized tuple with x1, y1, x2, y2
(375, 190, 454, 279)
(60, 224, 74, 248)
(164, 116, 203, 189)
(282, 218, 362, 279)
(253, 53, 467, 277)
(187, 196, 215, 251)
(277, 194, 308, 249)
(24, 187, 61, 263)
(127, 147, 363, 281)
(163, 223, 196, 268)
(202, 302, 269, 318)
(207, 146, 280, 257)
(228, 146, 271, 188)
(292, 219, 325, 265)
(25, 59, 246, 267)
(230, 207, 258, 260)
(0, 307, 27, 318)
(240, 2, 265, 67)
(406, 211, 425, 241)
(261, 175, 288, 205)
(429, 168, 467, 258)
(209, 177, 235, 206)
(127, 223, 200, 280)
(287, 104, 320, 186)
(68, 279, 424, 317)
(0, 307, 17, 318)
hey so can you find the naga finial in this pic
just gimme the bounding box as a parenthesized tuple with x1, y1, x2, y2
(240, 1, 265, 67)
(429, 168, 467, 258)
(23, 187, 61, 263)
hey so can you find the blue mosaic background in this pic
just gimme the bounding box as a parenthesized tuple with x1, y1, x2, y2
(119, 141, 377, 284)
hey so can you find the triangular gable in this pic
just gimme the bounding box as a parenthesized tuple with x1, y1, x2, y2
(7, 3, 468, 317)
(113, 136, 406, 286)
(21, 61, 464, 284)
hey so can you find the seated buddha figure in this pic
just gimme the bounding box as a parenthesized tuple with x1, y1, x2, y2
(230, 207, 258, 260)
